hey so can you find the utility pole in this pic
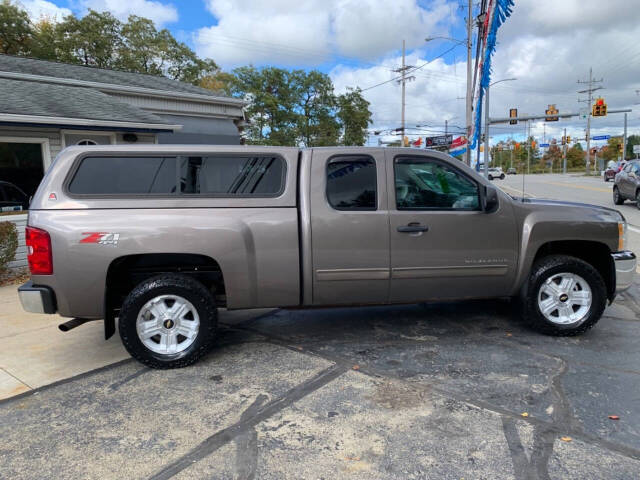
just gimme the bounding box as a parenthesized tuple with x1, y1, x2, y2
(445, 119, 448, 137)
(578, 67, 603, 174)
(526, 121, 531, 175)
(484, 84, 490, 178)
(394, 40, 414, 147)
(465, 0, 473, 165)
(563, 127, 567, 174)
(623, 112, 628, 161)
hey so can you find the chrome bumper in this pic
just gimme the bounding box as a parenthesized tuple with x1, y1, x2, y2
(18, 281, 57, 314)
(612, 251, 636, 293)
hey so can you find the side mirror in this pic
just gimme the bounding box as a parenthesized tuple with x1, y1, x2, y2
(482, 185, 499, 213)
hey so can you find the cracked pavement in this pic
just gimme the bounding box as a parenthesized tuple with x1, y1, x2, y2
(1, 278, 639, 479)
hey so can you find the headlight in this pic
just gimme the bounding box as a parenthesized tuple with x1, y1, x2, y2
(618, 221, 628, 251)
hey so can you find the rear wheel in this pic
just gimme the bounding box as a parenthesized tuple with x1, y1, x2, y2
(636, 190, 640, 210)
(500, 174, 505, 180)
(488, 175, 494, 180)
(119, 274, 217, 368)
(613, 186, 624, 205)
(522, 255, 606, 336)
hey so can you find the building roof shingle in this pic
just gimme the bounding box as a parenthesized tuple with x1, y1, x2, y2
(0, 77, 170, 126)
(0, 54, 224, 97)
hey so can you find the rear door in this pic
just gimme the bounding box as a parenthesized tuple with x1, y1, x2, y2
(386, 151, 518, 303)
(309, 148, 390, 305)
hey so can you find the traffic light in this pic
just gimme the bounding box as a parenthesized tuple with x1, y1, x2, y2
(566, 135, 571, 143)
(618, 143, 623, 154)
(509, 108, 518, 125)
(561, 136, 566, 145)
(592, 98, 607, 117)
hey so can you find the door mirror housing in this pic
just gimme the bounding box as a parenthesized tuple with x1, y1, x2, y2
(482, 185, 499, 213)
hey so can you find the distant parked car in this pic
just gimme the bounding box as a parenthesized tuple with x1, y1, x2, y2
(507, 167, 517, 175)
(488, 167, 505, 180)
(613, 160, 640, 208)
(0, 181, 29, 212)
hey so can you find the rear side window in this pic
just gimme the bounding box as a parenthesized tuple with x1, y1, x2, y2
(69, 157, 176, 194)
(326, 155, 377, 210)
(180, 155, 285, 196)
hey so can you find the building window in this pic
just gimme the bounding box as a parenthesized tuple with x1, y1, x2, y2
(0, 142, 44, 200)
(76, 139, 98, 146)
(326, 155, 377, 210)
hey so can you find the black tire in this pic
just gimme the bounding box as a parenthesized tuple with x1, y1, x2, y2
(613, 186, 624, 205)
(522, 255, 606, 336)
(119, 274, 217, 369)
(488, 175, 493, 180)
(604, 177, 609, 182)
(500, 174, 505, 180)
(636, 190, 640, 210)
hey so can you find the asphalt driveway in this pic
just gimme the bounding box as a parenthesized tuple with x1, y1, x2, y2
(1, 279, 639, 479)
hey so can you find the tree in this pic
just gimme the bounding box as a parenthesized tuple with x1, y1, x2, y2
(337, 87, 371, 146)
(0, 0, 32, 55)
(294, 70, 340, 147)
(542, 143, 563, 171)
(30, 18, 57, 60)
(55, 10, 122, 68)
(602, 137, 623, 162)
(200, 71, 236, 95)
(566, 143, 585, 169)
(625, 134, 640, 160)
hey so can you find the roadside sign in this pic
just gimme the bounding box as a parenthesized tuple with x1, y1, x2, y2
(579, 108, 589, 119)
(425, 134, 453, 147)
(633, 145, 640, 154)
(592, 135, 610, 140)
(539, 143, 550, 147)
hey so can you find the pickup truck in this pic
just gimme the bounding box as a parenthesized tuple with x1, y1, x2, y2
(19, 145, 636, 368)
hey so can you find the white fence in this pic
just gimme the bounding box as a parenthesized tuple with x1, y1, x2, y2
(1, 214, 28, 270)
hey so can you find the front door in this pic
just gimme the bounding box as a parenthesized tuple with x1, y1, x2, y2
(386, 152, 518, 303)
(310, 149, 390, 305)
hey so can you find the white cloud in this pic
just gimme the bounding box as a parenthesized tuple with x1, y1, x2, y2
(194, 0, 457, 67)
(17, 0, 72, 21)
(80, 0, 178, 26)
(333, 0, 640, 146)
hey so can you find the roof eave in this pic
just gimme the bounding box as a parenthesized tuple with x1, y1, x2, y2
(0, 113, 182, 132)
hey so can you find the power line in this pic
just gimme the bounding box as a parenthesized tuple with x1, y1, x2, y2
(359, 44, 461, 91)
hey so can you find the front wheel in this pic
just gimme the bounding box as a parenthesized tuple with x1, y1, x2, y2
(500, 174, 505, 180)
(636, 190, 640, 210)
(522, 255, 606, 336)
(488, 175, 493, 180)
(613, 186, 624, 205)
(119, 274, 217, 368)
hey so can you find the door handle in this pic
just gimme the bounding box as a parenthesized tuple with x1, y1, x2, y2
(397, 223, 429, 233)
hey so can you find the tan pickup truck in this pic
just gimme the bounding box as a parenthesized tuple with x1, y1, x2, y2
(19, 145, 636, 368)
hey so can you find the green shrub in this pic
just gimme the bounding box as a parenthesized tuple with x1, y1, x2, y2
(0, 221, 19, 272)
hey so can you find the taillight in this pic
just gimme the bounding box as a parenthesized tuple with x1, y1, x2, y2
(25, 226, 53, 275)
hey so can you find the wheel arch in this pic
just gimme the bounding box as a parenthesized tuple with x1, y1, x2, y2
(104, 253, 225, 339)
(527, 240, 615, 302)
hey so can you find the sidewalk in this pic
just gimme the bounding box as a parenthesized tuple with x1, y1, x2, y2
(0, 284, 128, 399)
(0, 284, 273, 400)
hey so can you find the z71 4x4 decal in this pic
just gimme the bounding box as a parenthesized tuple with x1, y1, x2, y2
(80, 232, 120, 246)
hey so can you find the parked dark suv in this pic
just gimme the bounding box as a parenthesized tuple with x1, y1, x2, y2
(613, 160, 640, 208)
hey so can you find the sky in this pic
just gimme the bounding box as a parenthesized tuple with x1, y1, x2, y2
(17, 0, 640, 150)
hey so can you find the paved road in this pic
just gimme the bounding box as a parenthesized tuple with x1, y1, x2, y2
(497, 173, 640, 254)
(1, 279, 640, 479)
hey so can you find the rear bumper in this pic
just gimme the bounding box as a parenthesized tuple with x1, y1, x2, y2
(612, 251, 636, 293)
(18, 281, 57, 314)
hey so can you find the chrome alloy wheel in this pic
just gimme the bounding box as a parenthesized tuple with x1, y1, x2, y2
(136, 295, 200, 355)
(537, 272, 592, 325)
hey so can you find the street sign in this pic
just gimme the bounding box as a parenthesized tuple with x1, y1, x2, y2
(579, 108, 589, 119)
(539, 143, 550, 147)
(425, 134, 453, 147)
(633, 145, 640, 154)
(592, 135, 610, 140)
